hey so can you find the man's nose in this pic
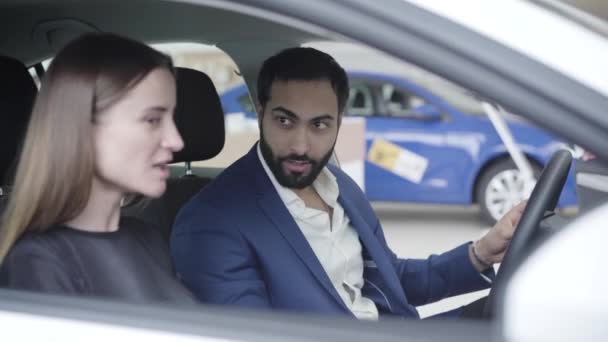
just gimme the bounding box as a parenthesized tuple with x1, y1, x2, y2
(288, 127, 310, 156)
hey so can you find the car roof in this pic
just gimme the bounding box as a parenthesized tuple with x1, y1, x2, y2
(0, 0, 324, 85)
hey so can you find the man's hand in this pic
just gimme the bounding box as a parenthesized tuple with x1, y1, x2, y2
(469, 201, 527, 272)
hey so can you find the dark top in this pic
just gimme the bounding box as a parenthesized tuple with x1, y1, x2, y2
(0, 217, 196, 304)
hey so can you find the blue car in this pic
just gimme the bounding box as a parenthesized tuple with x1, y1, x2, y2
(221, 71, 578, 223)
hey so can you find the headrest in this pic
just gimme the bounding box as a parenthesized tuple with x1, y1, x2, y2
(0, 56, 37, 185)
(172, 67, 225, 163)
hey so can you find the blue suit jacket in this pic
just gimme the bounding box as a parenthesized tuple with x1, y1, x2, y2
(171, 145, 492, 318)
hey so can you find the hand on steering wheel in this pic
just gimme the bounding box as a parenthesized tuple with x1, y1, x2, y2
(482, 150, 573, 318)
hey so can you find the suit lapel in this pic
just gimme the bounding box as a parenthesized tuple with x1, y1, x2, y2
(249, 147, 350, 312)
(337, 194, 409, 307)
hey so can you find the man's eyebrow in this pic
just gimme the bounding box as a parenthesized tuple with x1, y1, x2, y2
(271, 106, 298, 119)
(311, 114, 334, 121)
(272, 107, 335, 122)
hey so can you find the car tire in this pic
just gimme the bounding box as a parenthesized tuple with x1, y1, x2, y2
(476, 158, 541, 224)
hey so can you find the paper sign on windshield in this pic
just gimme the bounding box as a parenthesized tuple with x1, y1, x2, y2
(367, 139, 428, 184)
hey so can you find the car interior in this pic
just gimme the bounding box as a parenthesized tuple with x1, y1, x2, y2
(0, 56, 37, 215)
(122, 67, 226, 242)
(0, 0, 606, 340)
(0, 0, 324, 240)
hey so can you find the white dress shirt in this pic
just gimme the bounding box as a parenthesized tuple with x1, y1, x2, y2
(258, 146, 379, 320)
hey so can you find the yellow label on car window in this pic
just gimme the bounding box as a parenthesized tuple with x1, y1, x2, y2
(367, 138, 428, 184)
(368, 139, 401, 170)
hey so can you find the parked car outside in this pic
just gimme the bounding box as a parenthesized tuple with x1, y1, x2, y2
(221, 71, 578, 223)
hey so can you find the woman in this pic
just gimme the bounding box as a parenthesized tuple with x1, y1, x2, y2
(0, 33, 196, 303)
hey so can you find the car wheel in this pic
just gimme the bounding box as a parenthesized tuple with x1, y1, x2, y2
(476, 159, 541, 224)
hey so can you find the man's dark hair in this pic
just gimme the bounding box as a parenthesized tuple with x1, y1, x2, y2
(257, 47, 349, 114)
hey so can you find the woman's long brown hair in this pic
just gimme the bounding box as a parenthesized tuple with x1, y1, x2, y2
(0, 33, 173, 262)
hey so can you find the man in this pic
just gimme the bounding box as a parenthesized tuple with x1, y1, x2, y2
(171, 47, 524, 319)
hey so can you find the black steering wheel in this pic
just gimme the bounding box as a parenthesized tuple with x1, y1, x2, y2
(482, 150, 573, 318)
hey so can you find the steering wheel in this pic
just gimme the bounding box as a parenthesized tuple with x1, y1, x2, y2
(482, 150, 573, 318)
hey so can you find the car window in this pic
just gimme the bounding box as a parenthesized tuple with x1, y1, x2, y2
(380, 83, 427, 117)
(16, 36, 582, 321)
(427, 80, 485, 116)
(347, 83, 375, 116)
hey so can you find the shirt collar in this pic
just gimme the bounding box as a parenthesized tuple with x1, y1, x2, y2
(256, 143, 340, 210)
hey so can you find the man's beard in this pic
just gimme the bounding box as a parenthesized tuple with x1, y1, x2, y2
(259, 130, 334, 189)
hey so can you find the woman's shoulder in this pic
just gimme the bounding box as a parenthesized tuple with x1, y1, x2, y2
(1, 226, 83, 292)
(7, 226, 71, 260)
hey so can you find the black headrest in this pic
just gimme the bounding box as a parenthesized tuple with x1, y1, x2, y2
(172, 67, 225, 163)
(0, 56, 37, 185)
